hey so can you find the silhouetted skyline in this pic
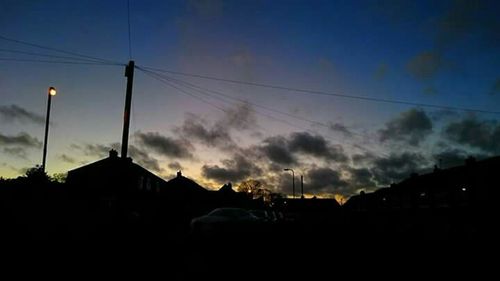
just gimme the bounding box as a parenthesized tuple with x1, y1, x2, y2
(1, 0, 499, 199)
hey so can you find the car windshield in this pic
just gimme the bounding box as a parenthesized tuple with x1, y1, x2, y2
(208, 208, 254, 219)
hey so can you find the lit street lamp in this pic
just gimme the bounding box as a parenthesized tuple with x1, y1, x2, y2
(284, 168, 295, 199)
(42, 86, 56, 173)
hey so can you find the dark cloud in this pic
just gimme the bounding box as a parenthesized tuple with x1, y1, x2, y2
(219, 103, 257, 131)
(0, 104, 45, 125)
(429, 109, 460, 122)
(259, 136, 297, 165)
(374, 63, 389, 80)
(371, 152, 428, 185)
(491, 77, 500, 95)
(257, 132, 349, 166)
(135, 131, 194, 159)
(3, 147, 28, 159)
(433, 148, 467, 168)
(178, 114, 234, 149)
(0, 132, 42, 148)
(177, 104, 257, 149)
(168, 162, 183, 171)
(305, 167, 348, 194)
(288, 132, 348, 162)
(328, 122, 353, 137)
(379, 109, 433, 146)
(346, 167, 376, 190)
(201, 154, 262, 183)
(352, 152, 376, 166)
(74, 143, 110, 157)
(127, 145, 163, 172)
(406, 51, 444, 81)
(58, 154, 77, 164)
(71, 142, 163, 172)
(443, 116, 500, 154)
(436, 0, 499, 48)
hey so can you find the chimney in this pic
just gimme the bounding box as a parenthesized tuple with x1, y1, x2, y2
(109, 149, 118, 159)
(177, 171, 182, 178)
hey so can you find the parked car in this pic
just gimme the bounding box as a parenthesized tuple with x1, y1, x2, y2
(190, 208, 263, 240)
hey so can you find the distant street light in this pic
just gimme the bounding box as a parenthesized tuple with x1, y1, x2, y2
(284, 168, 295, 199)
(42, 86, 56, 173)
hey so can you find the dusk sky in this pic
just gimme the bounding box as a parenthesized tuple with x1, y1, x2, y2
(1, 0, 499, 198)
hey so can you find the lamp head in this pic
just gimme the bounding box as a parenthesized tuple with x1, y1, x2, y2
(48, 87, 57, 96)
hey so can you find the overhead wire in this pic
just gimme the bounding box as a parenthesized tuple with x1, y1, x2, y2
(142, 69, 371, 139)
(137, 66, 388, 157)
(0, 58, 122, 66)
(139, 65, 500, 115)
(0, 34, 123, 65)
(0, 48, 121, 64)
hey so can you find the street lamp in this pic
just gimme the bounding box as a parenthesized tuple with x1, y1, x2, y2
(284, 168, 295, 199)
(42, 86, 56, 173)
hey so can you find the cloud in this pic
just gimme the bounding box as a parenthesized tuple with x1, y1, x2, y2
(135, 131, 194, 159)
(443, 115, 500, 154)
(257, 132, 349, 166)
(178, 114, 233, 148)
(288, 132, 348, 162)
(379, 109, 433, 146)
(71, 142, 163, 172)
(328, 122, 353, 137)
(259, 136, 297, 165)
(73, 143, 110, 157)
(58, 154, 77, 164)
(127, 145, 163, 172)
(3, 147, 28, 159)
(371, 152, 428, 185)
(0, 104, 45, 125)
(346, 167, 376, 190)
(219, 103, 257, 131)
(0, 132, 42, 148)
(436, 0, 499, 48)
(352, 152, 376, 166)
(168, 162, 184, 171)
(406, 51, 444, 81)
(177, 104, 257, 150)
(201, 153, 262, 183)
(491, 77, 500, 95)
(374, 63, 389, 80)
(305, 167, 348, 194)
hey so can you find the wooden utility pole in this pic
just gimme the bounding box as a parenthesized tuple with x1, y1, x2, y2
(121, 60, 135, 158)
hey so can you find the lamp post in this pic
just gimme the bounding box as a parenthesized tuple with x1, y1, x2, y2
(284, 168, 295, 199)
(42, 86, 56, 173)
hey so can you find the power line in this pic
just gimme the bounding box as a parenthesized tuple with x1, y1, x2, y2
(139, 65, 500, 115)
(0, 48, 120, 63)
(138, 66, 319, 132)
(147, 70, 370, 139)
(138, 67, 387, 157)
(127, 0, 132, 60)
(138, 68, 231, 114)
(0, 34, 123, 65)
(0, 58, 122, 66)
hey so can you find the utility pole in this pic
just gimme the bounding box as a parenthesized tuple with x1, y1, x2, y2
(301, 175, 304, 199)
(121, 60, 135, 159)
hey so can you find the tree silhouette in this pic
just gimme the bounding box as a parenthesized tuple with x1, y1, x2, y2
(24, 165, 49, 183)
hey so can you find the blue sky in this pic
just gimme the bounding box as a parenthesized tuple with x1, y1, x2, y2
(1, 0, 499, 198)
